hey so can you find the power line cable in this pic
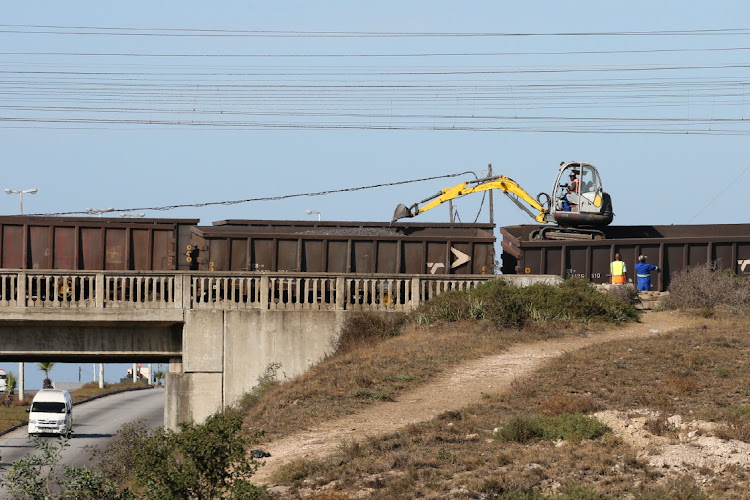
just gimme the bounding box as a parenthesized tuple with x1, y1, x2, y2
(1, 25, 750, 38)
(688, 164, 750, 223)
(31, 171, 477, 217)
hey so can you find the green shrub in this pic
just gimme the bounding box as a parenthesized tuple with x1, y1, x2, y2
(413, 278, 639, 327)
(494, 413, 610, 444)
(89, 410, 267, 499)
(664, 263, 750, 313)
(130, 410, 264, 499)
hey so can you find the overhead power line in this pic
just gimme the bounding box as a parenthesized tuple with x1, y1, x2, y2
(4, 46, 750, 58)
(1, 25, 750, 38)
(31, 171, 478, 217)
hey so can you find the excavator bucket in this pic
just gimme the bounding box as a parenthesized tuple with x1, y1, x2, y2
(391, 204, 413, 223)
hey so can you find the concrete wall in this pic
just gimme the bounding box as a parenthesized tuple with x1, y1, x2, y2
(168, 308, 346, 427)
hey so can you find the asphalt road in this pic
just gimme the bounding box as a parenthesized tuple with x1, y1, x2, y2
(0, 387, 165, 470)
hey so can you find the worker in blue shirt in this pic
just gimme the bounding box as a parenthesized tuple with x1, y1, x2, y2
(635, 255, 660, 291)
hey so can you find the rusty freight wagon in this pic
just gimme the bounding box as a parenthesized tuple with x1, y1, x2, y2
(0, 216, 198, 271)
(188, 220, 496, 275)
(0, 216, 199, 304)
(501, 223, 750, 291)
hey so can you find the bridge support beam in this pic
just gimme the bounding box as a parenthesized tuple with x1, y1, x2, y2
(165, 308, 346, 429)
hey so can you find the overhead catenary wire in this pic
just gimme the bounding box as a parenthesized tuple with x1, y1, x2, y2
(2, 25, 750, 37)
(31, 171, 478, 217)
(687, 163, 750, 223)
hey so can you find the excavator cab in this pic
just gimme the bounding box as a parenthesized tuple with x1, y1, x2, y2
(549, 161, 613, 229)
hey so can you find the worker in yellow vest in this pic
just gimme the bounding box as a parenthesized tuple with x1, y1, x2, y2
(610, 253, 628, 284)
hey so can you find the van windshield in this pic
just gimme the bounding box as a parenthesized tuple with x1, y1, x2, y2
(31, 402, 66, 413)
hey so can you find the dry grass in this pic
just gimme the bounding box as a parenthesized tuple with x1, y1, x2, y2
(260, 314, 750, 499)
(665, 263, 750, 313)
(241, 319, 589, 442)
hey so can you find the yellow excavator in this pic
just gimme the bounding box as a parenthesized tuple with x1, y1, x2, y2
(392, 161, 614, 240)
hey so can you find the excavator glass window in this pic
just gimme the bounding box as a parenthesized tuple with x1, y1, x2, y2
(555, 163, 602, 213)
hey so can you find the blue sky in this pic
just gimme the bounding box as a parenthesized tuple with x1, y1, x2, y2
(2, 2, 750, 387)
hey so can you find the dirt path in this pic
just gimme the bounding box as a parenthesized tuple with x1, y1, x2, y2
(253, 311, 701, 484)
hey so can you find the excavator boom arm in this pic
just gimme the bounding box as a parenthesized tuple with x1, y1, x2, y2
(393, 175, 548, 223)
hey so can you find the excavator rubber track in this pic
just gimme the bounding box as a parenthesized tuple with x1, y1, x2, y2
(530, 227, 605, 241)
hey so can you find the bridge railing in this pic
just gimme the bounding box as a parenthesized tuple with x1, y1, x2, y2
(0, 271, 494, 311)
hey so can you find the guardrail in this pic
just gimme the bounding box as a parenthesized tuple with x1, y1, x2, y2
(0, 271, 493, 312)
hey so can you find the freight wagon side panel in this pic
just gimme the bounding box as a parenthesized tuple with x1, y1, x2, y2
(713, 243, 734, 272)
(131, 229, 150, 270)
(451, 242, 471, 274)
(105, 229, 126, 271)
(564, 246, 588, 280)
(1, 225, 23, 269)
(230, 238, 248, 272)
(251, 239, 274, 272)
(351, 241, 374, 273)
(426, 241, 447, 275)
(80, 227, 104, 270)
(687, 243, 709, 268)
(302, 240, 324, 273)
(29, 226, 51, 269)
(53, 226, 76, 270)
(376, 241, 398, 274)
(326, 241, 348, 273)
(663, 244, 686, 290)
(277, 240, 298, 272)
(471, 242, 494, 274)
(153, 229, 173, 270)
(208, 239, 228, 271)
(590, 246, 611, 284)
(402, 242, 424, 274)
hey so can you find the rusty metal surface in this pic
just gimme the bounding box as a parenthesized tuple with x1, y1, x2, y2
(501, 224, 750, 291)
(189, 220, 496, 275)
(0, 216, 198, 271)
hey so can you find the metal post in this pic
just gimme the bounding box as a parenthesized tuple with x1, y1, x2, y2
(132, 363, 137, 383)
(488, 164, 494, 225)
(148, 363, 153, 385)
(98, 363, 104, 389)
(18, 362, 24, 400)
(93, 363, 96, 382)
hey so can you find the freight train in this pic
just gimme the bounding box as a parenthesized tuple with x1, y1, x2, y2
(1, 216, 748, 294)
(0, 216, 496, 275)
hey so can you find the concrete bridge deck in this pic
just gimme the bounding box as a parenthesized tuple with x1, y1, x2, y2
(0, 270, 516, 427)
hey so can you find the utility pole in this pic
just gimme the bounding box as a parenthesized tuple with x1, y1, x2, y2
(488, 164, 495, 225)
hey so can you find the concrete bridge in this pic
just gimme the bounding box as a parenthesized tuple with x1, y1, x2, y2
(0, 270, 502, 428)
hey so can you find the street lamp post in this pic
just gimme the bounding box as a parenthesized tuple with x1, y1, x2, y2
(4, 187, 37, 400)
(86, 207, 115, 217)
(306, 210, 321, 221)
(120, 213, 145, 218)
(4, 188, 37, 215)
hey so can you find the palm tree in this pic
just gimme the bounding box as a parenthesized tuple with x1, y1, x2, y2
(2, 371, 16, 405)
(38, 362, 55, 389)
(5, 371, 16, 396)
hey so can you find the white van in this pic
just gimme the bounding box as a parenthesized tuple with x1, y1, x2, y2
(27, 389, 73, 436)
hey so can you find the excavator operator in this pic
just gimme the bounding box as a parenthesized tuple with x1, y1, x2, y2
(561, 170, 580, 211)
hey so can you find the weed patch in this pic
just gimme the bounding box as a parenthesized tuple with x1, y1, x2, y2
(494, 413, 610, 444)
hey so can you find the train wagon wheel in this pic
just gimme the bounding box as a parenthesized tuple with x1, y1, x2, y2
(58, 279, 74, 300)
